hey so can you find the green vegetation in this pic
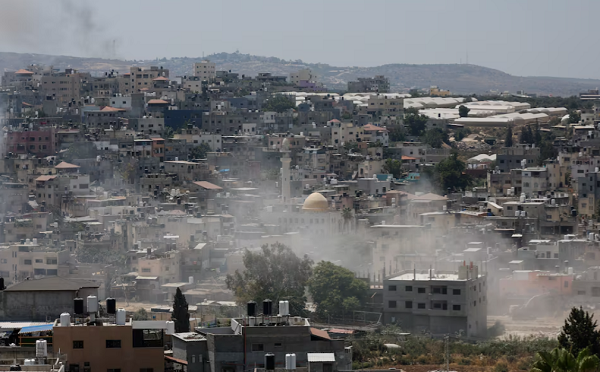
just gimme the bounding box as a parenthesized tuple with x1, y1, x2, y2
(558, 307, 600, 357)
(531, 347, 599, 372)
(225, 243, 313, 316)
(172, 287, 190, 333)
(421, 128, 448, 148)
(308, 261, 368, 319)
(350, 326, 557, 370)
(189, 143, 212, 160)
(569, 110, 582, 124)
(382, 159, 403, 179)
(505, 126, 514, 147)
(458, 105, 470, 117)
(454, 127, 472, 142)
(133, 308, 150, 321)
(404, 112, 429, 136)
(426, 150, 472, 192)
(388, 125, 406, 142)
(262, 94, 296, 113)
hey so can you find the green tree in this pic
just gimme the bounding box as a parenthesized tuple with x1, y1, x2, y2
(569, 110, 582, 124)
(458, 105, 470, 118)
(421, 128, 448, 149)
(263, 94, 295, 113)
(520, 126, 534, 144)
(133, 308, 150, 320)
(225, 243, 313, 316)
(454, 128, 471, 142)
(189, 143, 212, 160)
(558, 307, 600, 357)
(531, 347, 599, 372)
(404, 113, 429, 136)
(382, 159, 403, 179)
(388, 125, 406, 142)
(433, 151, 472, 192)
(308, 261, 369, 318)
(172, 287, 190, 333)
(505, 127, 513, 147)
(534, 124, 543, 146)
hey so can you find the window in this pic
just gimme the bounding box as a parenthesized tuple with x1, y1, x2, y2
(106, 340, 121, 348)
(388, 285, 397, 291)
(417, 303, 426, 309)
(141, 268, 151, 273)
(252, 344, 264, 352)
(46, 258, 57, 265)
(417, 287, 426, 294)
(107, 369, 121, 372)
(405, 286, 413, 292)
(452, 305, 461, 311)
(452, 289, 461, 295)
(73, 340, 84, 349)
(24, 260, 32, 265)
(388, 301, 397, 308)
(405, 301, 413, 309)
(274, 343, 282, 348)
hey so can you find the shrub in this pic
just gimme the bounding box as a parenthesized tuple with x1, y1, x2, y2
(494, 362, 509, 372)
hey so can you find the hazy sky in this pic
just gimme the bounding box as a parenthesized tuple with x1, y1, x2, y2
(0, 0, 597, 79)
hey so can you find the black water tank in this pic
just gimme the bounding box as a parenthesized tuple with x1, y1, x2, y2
(106, 298, 117, 314)
(263, 299, 272, 315)
(0, 277, 4, 290)
(247, 301, 256, 317)
(264, 353, 275, 371)
(74, 298, 84, 314)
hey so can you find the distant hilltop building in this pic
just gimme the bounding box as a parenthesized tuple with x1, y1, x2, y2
(429, 85, 451, 97)
(347, 75, 390, 93)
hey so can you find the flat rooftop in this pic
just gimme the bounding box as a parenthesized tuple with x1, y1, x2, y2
(389, 273, 462, 281)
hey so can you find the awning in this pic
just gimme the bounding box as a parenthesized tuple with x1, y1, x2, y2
(165, 356, 188, 365)
(19, 324, 53, 334)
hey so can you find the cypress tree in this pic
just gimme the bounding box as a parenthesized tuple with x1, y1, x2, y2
(172, 287, 190, 333)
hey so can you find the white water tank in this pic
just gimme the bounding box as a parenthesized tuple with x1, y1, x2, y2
(24, 359, 35, 366)
(568, 267, 574, 275)
(286, 354, 298, 370)
(551, 199, 556, 205)
(248, 317, 256, 326)
(520, 193, 526, 203)
(36, 339, 48, 357)
(32, 238, 37, 245)
(515, 211, 520, 217)
(60, 313, 71, 327)
(87, 295, 98, 313)
(189, 276, 194, 285)
(116, 308, 126, 325)
(166, 321, 175, 335)
(284, 301, 290, 316)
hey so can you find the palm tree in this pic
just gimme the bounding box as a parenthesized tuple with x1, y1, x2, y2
(341, 207, 353, 232)
(531, 347, 599, 372)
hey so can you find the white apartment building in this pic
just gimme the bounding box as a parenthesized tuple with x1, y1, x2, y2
(0, 242, 69, 284)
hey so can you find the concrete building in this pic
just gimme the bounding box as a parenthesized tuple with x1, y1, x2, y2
(194, 60, 216, 81)
(0, 277, 98, 321)
(382, 264, 487, 338)
(53, 317, 167, 372)
(347, 76, 390, 93)
(496, 144, 540, 173)
(171, 314, 350, 372)
(130, 66, 169, 92)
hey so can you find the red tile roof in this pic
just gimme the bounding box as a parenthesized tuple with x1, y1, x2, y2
(100, 106, 125, 112)
(401, 155, 416, 160)
(153, 76, 169, 81)
(15, 69, 34, 75)
(310, 327, 331, 340)
(193, 181, 223, 190)
(55, 161, 80, 169)
(147, 99, 169, 105)
(362, 123, 388, 132)
(35, 175, 57, 182)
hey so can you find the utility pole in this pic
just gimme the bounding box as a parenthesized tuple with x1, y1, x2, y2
(445, 334, 449, 372)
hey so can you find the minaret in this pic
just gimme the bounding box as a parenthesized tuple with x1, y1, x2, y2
(281, 138, 291, 204)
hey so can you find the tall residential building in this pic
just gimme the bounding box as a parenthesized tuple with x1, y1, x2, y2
(194, 60, 216, 81)
(347, 75, 390, 93)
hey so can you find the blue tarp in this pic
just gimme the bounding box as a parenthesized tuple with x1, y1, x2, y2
(18, 324, 53, 334)
(219, 169, 230, 172)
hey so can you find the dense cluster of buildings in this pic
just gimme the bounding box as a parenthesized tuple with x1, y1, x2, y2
(0, 58, 599, 371)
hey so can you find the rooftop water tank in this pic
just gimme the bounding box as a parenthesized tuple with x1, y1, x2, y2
(116, 308, 126, 325)
(60, 313, 71, 327)
(87, 295, 98, 313)
(166, 321, 175, 335)
(35, 339, 47, 358)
